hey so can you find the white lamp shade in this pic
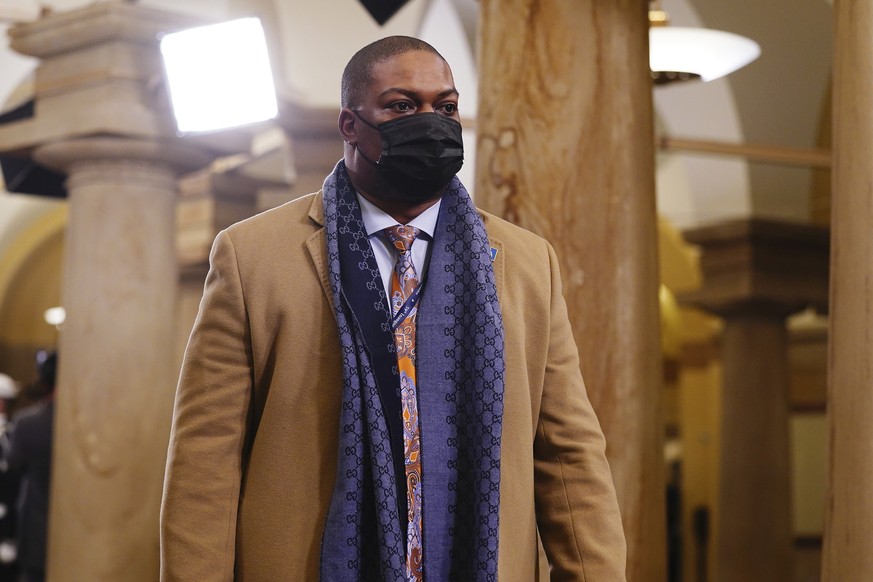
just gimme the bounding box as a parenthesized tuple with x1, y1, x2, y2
(650, 26, 761, 83)
(160, 17, 279, 133)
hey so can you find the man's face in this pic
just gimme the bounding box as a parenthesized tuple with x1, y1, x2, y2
(346, 50, 460, 202)
(359, 49, 459, 125)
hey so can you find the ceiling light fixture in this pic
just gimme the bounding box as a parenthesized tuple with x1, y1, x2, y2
(649, 2, 761, 85)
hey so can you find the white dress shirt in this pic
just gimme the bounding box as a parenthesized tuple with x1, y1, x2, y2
(356, 193, 442, 295)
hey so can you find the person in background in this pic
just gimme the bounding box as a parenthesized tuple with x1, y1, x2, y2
(0, 373, 19, 581)
(7, 352, 56, 582)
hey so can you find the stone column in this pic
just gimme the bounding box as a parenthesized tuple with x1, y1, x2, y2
(822, 1, 873, 579)
(34, 139, 207, 581)
(475, 1, 664, 580)
(718, 313, 791, 582)
(680, 219, 828, 582)
(0, 4, 212, 581)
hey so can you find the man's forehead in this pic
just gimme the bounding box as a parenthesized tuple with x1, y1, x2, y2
(368, 51, 454, 87)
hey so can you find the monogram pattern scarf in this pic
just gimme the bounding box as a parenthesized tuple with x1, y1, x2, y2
(319, 161, 505, 581)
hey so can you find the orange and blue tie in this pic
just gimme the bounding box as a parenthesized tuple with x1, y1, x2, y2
(383, 225, 424, 582)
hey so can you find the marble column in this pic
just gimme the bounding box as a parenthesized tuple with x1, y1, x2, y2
(717, 313, 792, 582)
(475, 1, 664, 579)
(0, 4, 212, 580)
(680, 219, 828, 582)
(822, 1, 873, 579)
(34, 139, 207, 581)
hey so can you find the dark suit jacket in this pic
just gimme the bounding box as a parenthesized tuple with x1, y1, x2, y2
(8, 400, 54, 572)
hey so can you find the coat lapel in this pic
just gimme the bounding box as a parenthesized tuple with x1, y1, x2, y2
(304, 191, 335, 314)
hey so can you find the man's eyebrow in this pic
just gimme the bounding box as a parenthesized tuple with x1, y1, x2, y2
(378, 87, 460, 100)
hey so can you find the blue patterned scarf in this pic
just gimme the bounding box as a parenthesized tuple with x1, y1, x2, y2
(319, 161, 505, 581)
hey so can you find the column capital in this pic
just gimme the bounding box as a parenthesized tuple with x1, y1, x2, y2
(0, 3, 205, 156)
(33, 137, 211, 178)
(680, 218, 829, 319)
(8, 2, 202, 60)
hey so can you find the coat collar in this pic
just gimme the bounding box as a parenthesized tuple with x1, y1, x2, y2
(304, 190, 505, 308)
(307, 189, 326, 227)
(304, 191, 332, 311)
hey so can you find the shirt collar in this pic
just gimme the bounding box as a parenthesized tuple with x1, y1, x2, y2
(356, 193, 441, 240)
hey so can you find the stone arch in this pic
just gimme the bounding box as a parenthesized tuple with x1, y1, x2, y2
(0, 205, 66, 382)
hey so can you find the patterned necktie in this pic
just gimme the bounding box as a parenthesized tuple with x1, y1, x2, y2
(383, 225, 424, 582)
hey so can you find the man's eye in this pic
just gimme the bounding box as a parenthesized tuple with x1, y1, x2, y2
(440, 103, 458, 114)
(391, 102, 412, 112)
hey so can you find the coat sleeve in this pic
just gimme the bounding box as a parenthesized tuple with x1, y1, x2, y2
(533, 241, 628, 581)
(160, 230, 253, 582)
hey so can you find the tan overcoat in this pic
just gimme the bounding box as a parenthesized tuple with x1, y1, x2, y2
(160, 191, 627, 581)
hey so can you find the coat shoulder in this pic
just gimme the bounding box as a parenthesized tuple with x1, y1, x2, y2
(11, 401, 51, 428)
(479, 209, 552, 266)
(224, 191, 321, 248)
(479, 209, 540, 240)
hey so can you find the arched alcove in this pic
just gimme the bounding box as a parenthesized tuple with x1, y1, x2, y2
(0, 206, 66, 383)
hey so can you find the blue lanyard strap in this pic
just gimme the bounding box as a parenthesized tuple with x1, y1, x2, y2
(392, 283, 422, 329)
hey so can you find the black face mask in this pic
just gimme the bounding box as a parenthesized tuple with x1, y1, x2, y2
(354, 111, 464, 200)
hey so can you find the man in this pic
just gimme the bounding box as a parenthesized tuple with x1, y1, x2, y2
(0, 372, 20, 580)
(7, 351, 56, 582)
(161, 36, 626, 581)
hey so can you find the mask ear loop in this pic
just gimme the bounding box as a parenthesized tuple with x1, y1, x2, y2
(351, 109, 383, 166)
(351, 109, 381, 131)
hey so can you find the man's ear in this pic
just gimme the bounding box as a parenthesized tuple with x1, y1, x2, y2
(338, 108, 358, 145)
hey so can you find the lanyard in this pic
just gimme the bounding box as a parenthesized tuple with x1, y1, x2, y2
(392, 283, 422, 329)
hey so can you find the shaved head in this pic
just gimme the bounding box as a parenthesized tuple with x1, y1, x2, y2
(341, 36, 447, 108)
